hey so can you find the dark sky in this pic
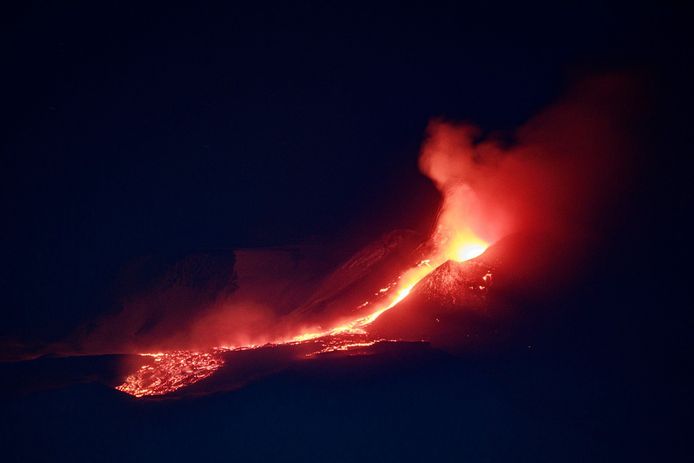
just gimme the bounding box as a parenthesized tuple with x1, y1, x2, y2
(1, 2, 692, 461)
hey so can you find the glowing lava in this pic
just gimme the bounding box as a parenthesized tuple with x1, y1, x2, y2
(450, 229, 489, 262)
(116, 232, 489, 398)
(116, 350, 225, 398)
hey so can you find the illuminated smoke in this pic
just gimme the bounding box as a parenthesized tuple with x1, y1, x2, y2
(420, 74, 637, 263)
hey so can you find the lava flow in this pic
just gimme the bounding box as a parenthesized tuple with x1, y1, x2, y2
(116, 230, 490, 398)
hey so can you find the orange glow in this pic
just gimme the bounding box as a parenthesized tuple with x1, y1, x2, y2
(116, 228, 488, 398)
(313, 338, 383, 355)
(116, 350, 225, 398)
(448, 228, 489, 262)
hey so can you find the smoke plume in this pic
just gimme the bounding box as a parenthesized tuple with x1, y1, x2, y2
(420, 74, 638, 265)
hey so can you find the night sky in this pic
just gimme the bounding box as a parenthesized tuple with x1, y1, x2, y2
(1, 2, 691, 461)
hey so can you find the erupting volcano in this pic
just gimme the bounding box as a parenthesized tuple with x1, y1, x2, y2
(114, 76, 630, 398)
(116, 216, 494, 397)
(116, 122, 507, 397)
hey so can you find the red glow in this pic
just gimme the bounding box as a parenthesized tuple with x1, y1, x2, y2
(116, 231, 490, 397)
(116, 350, 225, 398)
(115, 76, 634, 397)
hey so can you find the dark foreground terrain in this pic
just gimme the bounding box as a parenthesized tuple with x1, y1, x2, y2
(1, 330, 682, 462)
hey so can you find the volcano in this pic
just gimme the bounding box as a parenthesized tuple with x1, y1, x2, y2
(110, 233, 568, 398)
(6, 75, 633, 399)
(110, 230, 491, 397)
